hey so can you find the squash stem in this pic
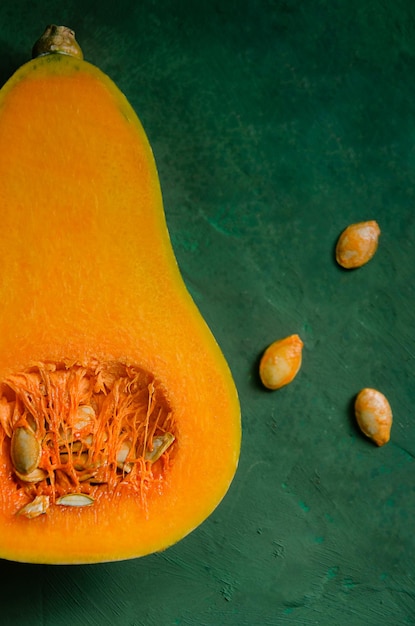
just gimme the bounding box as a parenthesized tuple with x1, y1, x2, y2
(32, 25, 83, 60)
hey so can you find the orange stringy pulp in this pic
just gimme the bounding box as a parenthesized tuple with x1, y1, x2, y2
(0, 361, 175, 516)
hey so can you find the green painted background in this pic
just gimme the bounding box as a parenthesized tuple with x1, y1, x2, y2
(1, 1, 415, 624)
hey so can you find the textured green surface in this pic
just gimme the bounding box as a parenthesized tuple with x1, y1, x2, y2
(1, 1, 415, 624)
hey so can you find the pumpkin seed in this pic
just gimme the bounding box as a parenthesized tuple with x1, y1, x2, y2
(259, 334, 303, 390)
(68, 440, 84, 453)
(145, 432, 175, 462)
(355, 387, 392, 446)
(119, 462, 133, 474)
(58, 405, 96, 445)
(15, 467, 47, 483)
(56, 493, 95, 507)
(73, 453, 91, 471)
(11, 426, 41, 474)
(77, 469, 98, 482)
(116, 440, 134, 473)
(116, 440, 132, 469)
(26, 413, 37, 432)
(87, 467, 108, 485)
(59, 450, 92, 471)
(73, 404, 95, 431)
(59, 430, 94, 447)
(17, 495, 49, 519)
(336, 220, 380, 269)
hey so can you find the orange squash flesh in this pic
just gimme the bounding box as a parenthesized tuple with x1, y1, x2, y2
(0, 38, 240, 563)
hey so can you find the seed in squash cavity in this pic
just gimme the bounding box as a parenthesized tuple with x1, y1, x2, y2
(77, 469, 100, 482)
(73, 452, 91, 471)
(116, 440, 132, 468)
(259, 335, 303, 390)
(354, 388, 392, 446)
(58, 405, 96, 445)
(56, 493, 94, 507)
(336, 220, 380, 269)
(145, 432, 175, 462)
(73, 404, 95, 431)
(68, 440, 84, 453)
(116, 441, 134, 474)
(17, 495, 49, 519)
(15, 467, 47, 483)
(11, 427, 41, 475)
(26, 413, 37, 433)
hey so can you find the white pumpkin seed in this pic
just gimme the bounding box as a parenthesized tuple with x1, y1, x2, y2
(11, 426, 41, 474)
(116, 440, 132, 469)
(56, 493, 95, 507)
(15, 467, 47, 483)
(145, 432, 175, 462)
(77, 470, 98, 482)
(119, 462, 133, 474)
(58, 406, 96, 445)
(336, 220, 380, 269)
(73, 404, 95, 431)
(355, 387, 392, 446)
(17, 495, 49, 519)
(259, 334, 304, 390)
(73, 452, 90, 471)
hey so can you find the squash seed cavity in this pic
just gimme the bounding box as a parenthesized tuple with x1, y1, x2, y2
(0, 361, 176, 518)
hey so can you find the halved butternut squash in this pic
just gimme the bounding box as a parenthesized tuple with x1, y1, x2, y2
(0, 26, 240, 564)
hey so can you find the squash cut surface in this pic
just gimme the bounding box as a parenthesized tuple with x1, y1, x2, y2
(0, 49, 240, 563)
